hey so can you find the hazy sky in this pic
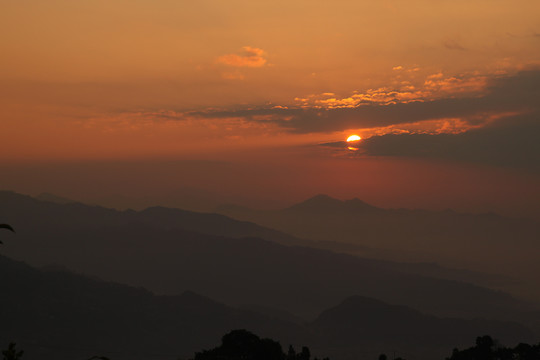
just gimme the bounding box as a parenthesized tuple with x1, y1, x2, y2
(1, 0, 539, 217)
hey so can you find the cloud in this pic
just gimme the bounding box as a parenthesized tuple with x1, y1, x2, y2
(358, 113, 540, 172)
(443, 39, 467, 51)
(221, 70, 245, 80)
(292, 73, 487, 110)
(424, 74, 486, 94)
(216, 46, 267, 68)
(313, 69, 540, 171)
(116, 68, 540, 171)
(188, 69, 540, 136)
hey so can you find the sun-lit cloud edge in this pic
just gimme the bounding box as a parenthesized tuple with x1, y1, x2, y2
(171, 68, 538, 137)
(294, 72, 488, 110)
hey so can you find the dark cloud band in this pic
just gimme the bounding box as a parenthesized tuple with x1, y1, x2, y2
(191, 69, 540, 134)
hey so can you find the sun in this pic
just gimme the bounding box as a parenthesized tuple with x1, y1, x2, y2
(346, 134, 361, 151)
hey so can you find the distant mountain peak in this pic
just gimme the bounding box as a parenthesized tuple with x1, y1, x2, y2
(287, 194, 378, 213)
(310, 194, 336, 201)
(286, 195, 343, 212)
(302, 194, 342, 204)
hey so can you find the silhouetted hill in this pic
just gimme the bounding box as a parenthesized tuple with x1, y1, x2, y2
(138, 206, 299, 245)
(313, 296, 532, 358)
(0, 190, 303, 246)
(0, 256, 535, 360)
(216, 195, 540, 301)
(0, 255, 307, 360)
(287, 194, 380, 214)
(311, 296, 534, 360)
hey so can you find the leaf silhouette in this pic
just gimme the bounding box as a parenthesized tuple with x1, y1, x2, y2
(0, 224, 15, 233)
(0, 224, 15, 245)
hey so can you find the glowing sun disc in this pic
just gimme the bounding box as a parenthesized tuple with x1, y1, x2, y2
(346, 135, 361, 142)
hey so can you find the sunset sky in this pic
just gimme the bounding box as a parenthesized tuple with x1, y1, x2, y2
(1, 0, 539, 217)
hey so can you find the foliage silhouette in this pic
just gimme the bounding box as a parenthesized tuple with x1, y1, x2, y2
(0, 224, 15, 245)
(0, 224, 14, 232)
(194, 329, 284, 360)
(298, 347, 310, 360)
(193, 329, 326, 360)
(447, 335, 540, 360)
(2, 343, 23, 360)
(287, 345, 296, 360)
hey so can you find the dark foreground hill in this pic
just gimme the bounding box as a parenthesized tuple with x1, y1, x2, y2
(0, 255, 307, 360)
(0, 191, 534, 322)
(311, 296, 534, 360)
(0, 256, 535, 360)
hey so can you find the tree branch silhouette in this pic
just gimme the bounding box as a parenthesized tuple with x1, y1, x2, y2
(0, 224, 15, 245)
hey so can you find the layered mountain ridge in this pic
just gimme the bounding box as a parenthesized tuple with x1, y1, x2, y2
(216, 194, 540, 301)
(0, 255, 534, 360)
(0, 190, 533, 322)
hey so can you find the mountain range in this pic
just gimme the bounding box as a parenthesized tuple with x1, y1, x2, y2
(216, 194, 540, 301)
(0, 255, 534, 360)
(0, 191, 534, 323)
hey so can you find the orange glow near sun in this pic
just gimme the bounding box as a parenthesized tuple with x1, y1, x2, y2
(346, 135, 361, 142)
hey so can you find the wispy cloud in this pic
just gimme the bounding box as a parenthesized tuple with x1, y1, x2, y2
(216, 46, 268, 68)
(443, 39, 467, 51)
(221, 70, 245, 80)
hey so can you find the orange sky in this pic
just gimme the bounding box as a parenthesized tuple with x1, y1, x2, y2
(1, 0, 540, 217)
